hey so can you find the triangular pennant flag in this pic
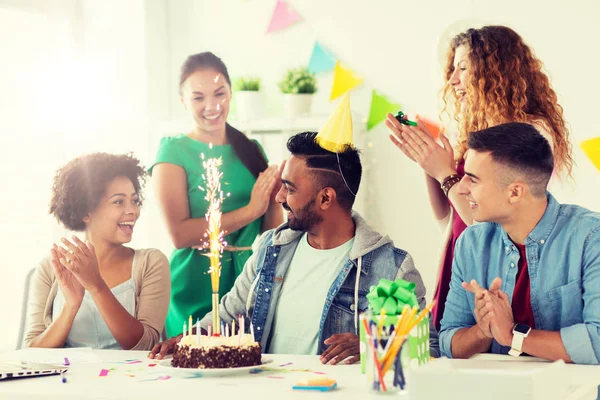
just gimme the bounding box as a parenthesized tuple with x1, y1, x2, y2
(307, 42, 337, 74)
(367, 90, 401, 130)
(330, 61, 363, 101)
(581, 137, 600, 172)
(415, 115, 442, 139)
(266, 0, 302, 33)
(316, 92, 354, 152)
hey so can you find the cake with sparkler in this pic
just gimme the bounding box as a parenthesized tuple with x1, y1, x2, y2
(171, 154, 262, 369)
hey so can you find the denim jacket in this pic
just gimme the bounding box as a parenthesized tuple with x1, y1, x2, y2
(440, 193, 600, 364)
(201, 211, 440, 357)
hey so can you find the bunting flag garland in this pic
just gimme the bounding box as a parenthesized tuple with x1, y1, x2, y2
(266, 0, 302, 33)
(581, 137, 600, 172)
(307, 42, 337, 74)
(367, 90, 401, 130)
(330, 61, 363, 101)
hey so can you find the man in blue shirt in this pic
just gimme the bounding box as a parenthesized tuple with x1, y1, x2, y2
(439, 122, 600, 365)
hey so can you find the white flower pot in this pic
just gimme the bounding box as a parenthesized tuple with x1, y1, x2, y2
(283, 93, 313, 118)
(235, 91, 264, 121)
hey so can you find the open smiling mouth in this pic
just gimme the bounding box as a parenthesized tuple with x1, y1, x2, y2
(118, 221, 135, 234)
(203, 113, 222, 121)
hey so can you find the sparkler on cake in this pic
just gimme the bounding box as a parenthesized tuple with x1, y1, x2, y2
(200, 155, 227, 335)
(169, 152, 262, 369)
(198, 154, 257, 339)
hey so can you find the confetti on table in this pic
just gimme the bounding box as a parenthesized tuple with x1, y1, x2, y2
(148, 363, 157, 367)
(279, 362, 293, 367)
(99, 369, 109, 377)
(63, 357, 70, 366)
(183, 372, 203, 379)
(126, 360, 142, 364)
(268, 375, 285, 379)
(249, 368, 264, 374)
(138, 374, 171, 382)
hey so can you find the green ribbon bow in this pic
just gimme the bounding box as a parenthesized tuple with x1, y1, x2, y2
(366, 278, 418, 315)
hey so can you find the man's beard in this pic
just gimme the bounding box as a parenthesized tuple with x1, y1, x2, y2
(283, 198, 322, 232)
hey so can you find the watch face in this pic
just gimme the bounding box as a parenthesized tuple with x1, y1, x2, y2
(514, 323, 531, 335)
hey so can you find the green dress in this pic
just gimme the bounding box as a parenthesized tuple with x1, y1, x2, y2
(149, 134, 266, 337)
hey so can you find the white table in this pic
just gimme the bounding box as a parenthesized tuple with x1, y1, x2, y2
(0, 349, 598, 400)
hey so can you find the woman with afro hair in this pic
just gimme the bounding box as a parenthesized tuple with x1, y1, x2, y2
(385, 25, 573, 331)
(24, 153, 170, 350)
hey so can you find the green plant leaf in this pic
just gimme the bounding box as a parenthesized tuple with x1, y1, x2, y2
(278, 67, 317, 94)
(234, 77, 261, 91)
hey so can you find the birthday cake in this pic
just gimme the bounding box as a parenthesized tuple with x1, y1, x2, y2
(171, 333, 262, 369)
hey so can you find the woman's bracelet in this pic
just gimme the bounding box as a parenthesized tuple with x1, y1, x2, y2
(440, 174, 463, 197)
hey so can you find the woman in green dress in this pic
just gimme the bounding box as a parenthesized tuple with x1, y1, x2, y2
(149, 52, 283, 337)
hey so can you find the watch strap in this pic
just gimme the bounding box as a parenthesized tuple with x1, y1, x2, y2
(509, 329, 527, 357)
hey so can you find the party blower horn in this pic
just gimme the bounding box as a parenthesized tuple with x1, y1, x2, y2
(394, 111, 443, 140)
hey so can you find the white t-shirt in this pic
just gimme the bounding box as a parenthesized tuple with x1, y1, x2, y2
(268, 233, 354, 355)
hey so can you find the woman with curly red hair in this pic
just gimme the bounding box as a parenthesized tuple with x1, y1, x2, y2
(24, 153, 170, 350)
(385, 25, 573, 330)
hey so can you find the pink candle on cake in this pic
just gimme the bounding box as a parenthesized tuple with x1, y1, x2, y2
(183, 322, 186, 337)
(250, 323, 255, 342)
(208, 324, 212, 337)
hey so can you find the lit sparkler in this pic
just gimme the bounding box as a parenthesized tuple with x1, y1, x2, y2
(198, 155, 226, 335)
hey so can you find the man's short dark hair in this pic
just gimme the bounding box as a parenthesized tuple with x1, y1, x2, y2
(467, 122, 554, 197)
(286, 132, 362, 211)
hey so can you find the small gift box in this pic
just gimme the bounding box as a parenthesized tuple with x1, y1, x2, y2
(360, 278, 430, 374)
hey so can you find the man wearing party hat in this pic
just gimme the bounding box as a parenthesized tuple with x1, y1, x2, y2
(150, 93, 439, 363)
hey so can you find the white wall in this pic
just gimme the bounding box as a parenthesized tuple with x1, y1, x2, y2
(153, 0, 600, 300)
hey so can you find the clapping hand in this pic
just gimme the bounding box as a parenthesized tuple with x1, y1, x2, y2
(462, 278, 502, 339)
(51, 244, 84, 308)
(386, 114, 456, 182)
(55, 236, 104, 293)
(248, 165, 280, 217)
(463, 278, 515, 345)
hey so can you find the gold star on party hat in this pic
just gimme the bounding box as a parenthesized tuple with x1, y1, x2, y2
(316, 92, 354, 153)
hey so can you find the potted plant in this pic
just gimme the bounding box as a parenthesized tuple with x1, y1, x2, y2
(278, 67, 317, 118)
(234, 77, 263, 120)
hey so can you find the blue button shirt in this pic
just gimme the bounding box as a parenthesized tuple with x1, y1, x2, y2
(440, 193, 600, 364)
